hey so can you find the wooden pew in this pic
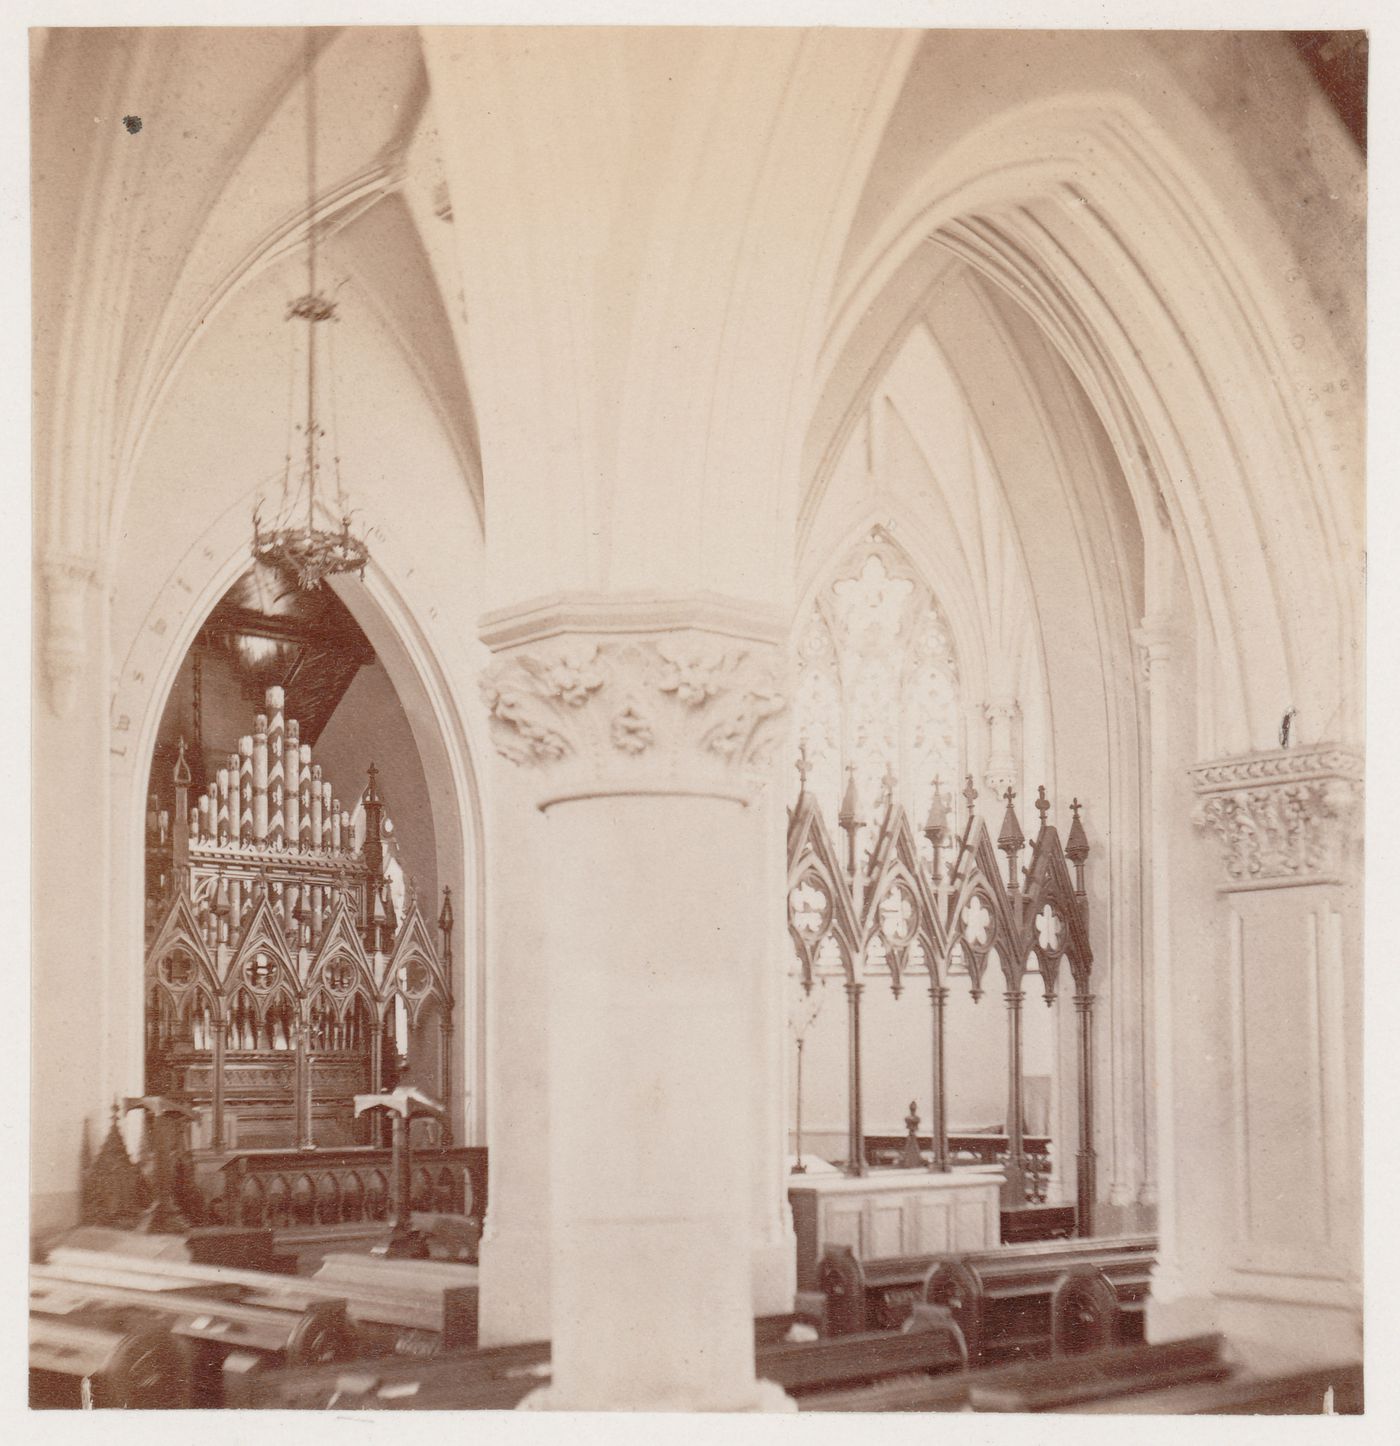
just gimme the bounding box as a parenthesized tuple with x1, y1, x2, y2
(817, 1235, 1154, 1357)
(239, 1339, 550, 1410)
(44, 1245, 476, 1352)
(237, 1315, 967, 1409)
(759, 1312, 966, 1399)
(921, 1235, 1155, 1365)
(1075, 1358, 1363, 1415)
(820, 1246, 941, 1335)
(1000, 1204, 1076, 1244)
(798, 1332, 1229, 1412)
(310, 1254, 479, 1351)
(30, 1314, 191, 1409)
(313, 1253, 478, 1293)
(31, 1265, 358, 1405)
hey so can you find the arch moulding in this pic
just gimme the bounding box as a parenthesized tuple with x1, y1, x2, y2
(817, 92, 1363, 758)
(106, 480, 491, 1146)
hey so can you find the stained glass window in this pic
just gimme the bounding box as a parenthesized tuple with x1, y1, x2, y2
(794, 531, 962, 828)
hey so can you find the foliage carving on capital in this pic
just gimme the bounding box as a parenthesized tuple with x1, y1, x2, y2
(540, 642, 606, 707)
(1190, 746, 1361, 889)
(610, 704, 655, 755)
(654, 637, 730, 707)
(480, 629, 787, 800)
(480, 674, 570, 765)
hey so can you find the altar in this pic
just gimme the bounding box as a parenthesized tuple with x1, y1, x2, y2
(788, 1165, 1003, 1292)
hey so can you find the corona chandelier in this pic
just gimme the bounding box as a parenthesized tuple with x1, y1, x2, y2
(252, 30, 370, 591)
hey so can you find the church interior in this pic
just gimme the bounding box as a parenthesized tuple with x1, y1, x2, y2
(29, 24, 1366, 1416)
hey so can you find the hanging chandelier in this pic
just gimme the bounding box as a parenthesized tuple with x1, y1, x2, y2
(252, 30, 370, 591)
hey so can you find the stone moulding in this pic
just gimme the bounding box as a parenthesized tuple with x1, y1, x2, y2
(1189, 745, 1362, 891)
(41, 552, 99, 718)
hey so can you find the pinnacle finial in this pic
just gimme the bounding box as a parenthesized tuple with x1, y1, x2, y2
(1066, 798, 1090, 865)
(1034, 784, 1050, 830)
(174, 736, 192, 787)
(796, 739, 811, 794)
(998, 787, 1025, 856)
(962, 775, 978, 816)
(838, 765, 862, 828)
(924, 779, 949, 840)
(878, 762, 897, 812)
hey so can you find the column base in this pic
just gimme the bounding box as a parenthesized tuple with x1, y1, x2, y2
(517, 1378, 797, 1413)
(1215, 1292, 1362, 1371)
(477, 1224, 551, 1348)
(1146, 1284, 1219, 1345)
(750, 1228, 797, 1318)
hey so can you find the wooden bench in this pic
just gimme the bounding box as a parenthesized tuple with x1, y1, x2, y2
(759, 1310, 965, 1398)
(238, 1314, 966, 1409)
(31, 1264, 359, 1405)
(1000, 1203, 1076, 1244)
(797, 1332, 1229, 1412)
(44, 1245, 477, 1352)
(241, 1339, 550, 1410)
(818, 1233, 1155, 1359)
(1075, 1358, 1363, 1415)
(819, 1246, 942, 1334)
(30, 1314, 191, 1409)
(921, 1234, 1155, 1366)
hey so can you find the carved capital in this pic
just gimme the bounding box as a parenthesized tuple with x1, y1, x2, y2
(479, 594, 788, 808)
(1190, 745, 1362, 890)
(40, 553, 98, 717)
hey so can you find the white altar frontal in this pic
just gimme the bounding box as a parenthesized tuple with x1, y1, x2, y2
(788, 1166, 1004, 1293)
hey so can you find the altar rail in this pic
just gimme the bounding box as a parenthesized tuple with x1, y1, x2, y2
(194, 1145, 487, 1231)
(865, 1133, 1052, 1202)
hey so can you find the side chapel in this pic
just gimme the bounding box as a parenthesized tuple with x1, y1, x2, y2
(30, 25, 1366, 1415)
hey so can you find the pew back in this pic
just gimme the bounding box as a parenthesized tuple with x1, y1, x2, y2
(30, 1314, 191, 1409)
(42, 1247, 475, 1347)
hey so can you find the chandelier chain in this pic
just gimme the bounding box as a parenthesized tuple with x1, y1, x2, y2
(251, 27, 370, 591)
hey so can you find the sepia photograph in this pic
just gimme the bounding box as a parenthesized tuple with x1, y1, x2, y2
(22, 3, 1376, 1428)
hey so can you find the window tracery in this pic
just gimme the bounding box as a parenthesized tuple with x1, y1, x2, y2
(794, 533, 961, 826)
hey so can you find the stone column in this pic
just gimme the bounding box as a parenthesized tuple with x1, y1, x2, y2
(481, 596, 794, 1412)
(749, 767, 800, 1314)
(1134, 617, 1174, 1242)
(474, 754, 554, 1347)
(1162, 744, 1362, 1365)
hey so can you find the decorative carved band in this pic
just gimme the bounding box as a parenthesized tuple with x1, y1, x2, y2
(480, 598, 788, 807)
(40, 553, 99, 718)
(1190, 745, 1362, 890)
